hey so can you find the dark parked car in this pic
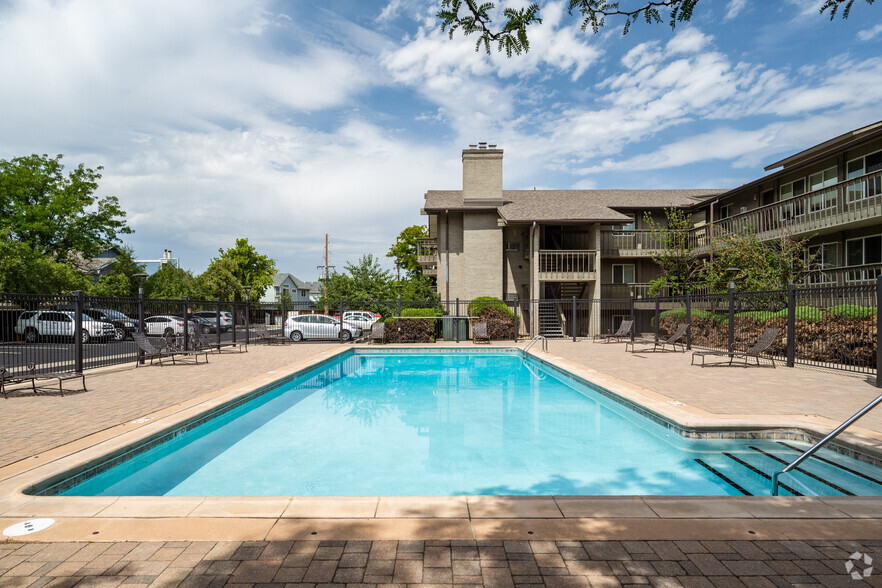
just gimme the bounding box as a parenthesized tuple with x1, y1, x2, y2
(189, 316, 219, 334)
(191, 311, 233, 332)
(83, 308, 141, 341)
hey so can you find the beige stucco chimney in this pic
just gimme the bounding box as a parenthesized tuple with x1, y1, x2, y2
(462, 142, 503, 206)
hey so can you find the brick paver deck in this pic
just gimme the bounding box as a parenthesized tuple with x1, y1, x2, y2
(2, 539, 881, 587)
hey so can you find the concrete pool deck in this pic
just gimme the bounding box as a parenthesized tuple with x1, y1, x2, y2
(1, 340, 882, 585)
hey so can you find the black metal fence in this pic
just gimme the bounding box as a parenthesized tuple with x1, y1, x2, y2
(1, 280, 879, 381)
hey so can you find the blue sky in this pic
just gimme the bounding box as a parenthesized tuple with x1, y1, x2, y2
(1, 0, 881, 281)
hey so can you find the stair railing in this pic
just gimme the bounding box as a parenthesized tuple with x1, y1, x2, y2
(771, 390, 882, 495)
(523, 335, 548, 354)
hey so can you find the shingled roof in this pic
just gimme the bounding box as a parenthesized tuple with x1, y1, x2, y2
(423, 189, 723, 223)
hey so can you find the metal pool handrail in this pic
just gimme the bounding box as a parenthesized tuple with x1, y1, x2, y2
(771, 390, 882, 495)
(523, 335, 548, 354)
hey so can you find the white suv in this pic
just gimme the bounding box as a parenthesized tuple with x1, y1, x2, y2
(15, 310, 115, 344)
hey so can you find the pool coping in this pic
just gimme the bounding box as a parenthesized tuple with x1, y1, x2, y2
(2, 344, 882, 543)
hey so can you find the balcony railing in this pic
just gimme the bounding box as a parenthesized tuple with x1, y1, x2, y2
(538, 250, 598, 281)
(709, 169, 882, 247)
(600, 283, 669, 299)
(802, 263, 882, 287)
(600, 229, 708, 257)
(417, 238, 438, 266)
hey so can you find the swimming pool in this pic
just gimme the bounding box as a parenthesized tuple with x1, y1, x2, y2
(35, 349, 882, 497)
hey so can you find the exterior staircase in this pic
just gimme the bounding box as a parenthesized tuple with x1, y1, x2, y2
(538, 302, 564, 338)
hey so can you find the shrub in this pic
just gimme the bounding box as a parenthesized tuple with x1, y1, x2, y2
(771, 305, 824, 324)
(468, 296, 514, 318)
(657, 308, 727, 324)
(827, 304, 876, 320)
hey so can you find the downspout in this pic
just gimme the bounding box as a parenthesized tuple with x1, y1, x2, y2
(709, 199, 717, 267)
(445, 210, 450, 304)
(529, 221, 537, 336)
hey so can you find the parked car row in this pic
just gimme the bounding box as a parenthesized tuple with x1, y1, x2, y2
(12, 308, 378, 344)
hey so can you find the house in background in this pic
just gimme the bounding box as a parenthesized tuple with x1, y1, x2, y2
(73, 245, 124, 280)
(419, 120, 882, 337)
(261, 272, 313, 309)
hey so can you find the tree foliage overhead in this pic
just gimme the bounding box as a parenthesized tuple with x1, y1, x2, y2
(706, 232, 812, 293)
(0, 230, 91, 294)
(0, 154, 132, 263)
(387, 225, 430, 280)
(212, 238, 276, 300)
(438, 0, 874, 55)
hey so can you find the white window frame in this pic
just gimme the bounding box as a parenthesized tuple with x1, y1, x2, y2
(612, 264, 635, 284)
(779, 178, 806, 221)
(719, 204, 732, 220)
(612, 213, 636, 236)
(846, 150, 882, 203)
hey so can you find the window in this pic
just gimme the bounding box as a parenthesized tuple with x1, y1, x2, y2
(779, 179, 806, 220)
(847, 151, 882, 203)
(719, 204, 732, 219)
(808, 167, 838, 213)
(612, 264, 635, 284)
(846, 235, 882, 266)
(780, 178, 805, 200)
(612, 213, 636, 234)
(806, 243, 839, 268)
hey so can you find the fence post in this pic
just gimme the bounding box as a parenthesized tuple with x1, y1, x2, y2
(629, 292, 635, 342)
(138, 288, 145, 364)
(74, 290, 84, 374)
(787, 283, 796, 367)
(654, 294, 660, 342)
(728, 283, 735, 355)
(877, 276, 882, 387)
(216, 298, 222, 352)
(245, 296, 250, 346)
(686, 291, 692, 350)
(455, 298, 460, 343)
(513, 296, 519, 343)
(231, 302, 237, 345)
(572, 296, 577, 342)
(182, 297, 189, 351)
(340, 299, 345, 344)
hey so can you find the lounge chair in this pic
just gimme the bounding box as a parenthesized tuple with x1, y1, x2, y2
(370, 322, 386, 344)
(473, 321, 490, 344)
(133, 332, 207, 366)
(593, 320, 634, 343)
(1, 366, 36, 398)
(2, 365, 85, 397)
(691, 327, 781, 368)
(193, 327, 247, 353)
(625, 322, 688, 353)
(250, 324, 286, 345)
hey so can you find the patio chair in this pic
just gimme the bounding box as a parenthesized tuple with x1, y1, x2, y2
(33, 369, 87, 396)
(193, 327, 247, 353)
(133, 332, 206, 366)
(593, 320, 634, 343)
(370, 322, 386, 344)
(625, 322, 688, 353)
(1, 366, 37, 398)
(251, 324, 286, 345)
(473, 321, 490, 344)
(691, 327, 781, 368)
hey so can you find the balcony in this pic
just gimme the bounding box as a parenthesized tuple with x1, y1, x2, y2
(705, 169, 882, 250)
(417, 238, 438, 266)
(600, 229, 708, 257)
(802, 263, 882, 287)
(600, 283, 670, 299)
(538, 250, 598, 281)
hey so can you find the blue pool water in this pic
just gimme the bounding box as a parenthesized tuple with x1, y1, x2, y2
(52, 350, 882, 497)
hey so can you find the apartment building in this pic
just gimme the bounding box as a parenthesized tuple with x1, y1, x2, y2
(419, 122, 882, 335)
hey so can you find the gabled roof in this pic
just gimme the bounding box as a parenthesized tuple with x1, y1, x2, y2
(273, 272, 309, 289)
(423, 189, 723, 223)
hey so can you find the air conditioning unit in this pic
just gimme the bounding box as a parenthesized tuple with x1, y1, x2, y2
(740, 206, 748, 213)
(505, 242, 520, 252)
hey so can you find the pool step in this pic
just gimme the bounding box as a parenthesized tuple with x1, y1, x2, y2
(695, 443, 882, 497)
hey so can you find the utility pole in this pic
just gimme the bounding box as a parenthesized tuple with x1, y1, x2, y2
(317, 234, 334, 315)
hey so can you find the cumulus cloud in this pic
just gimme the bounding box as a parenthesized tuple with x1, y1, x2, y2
(858, 23, 882, 41)
(724, 0, 749, 21)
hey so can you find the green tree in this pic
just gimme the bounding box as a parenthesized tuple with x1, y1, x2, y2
(644, 207, 705, 295)
(0, 232, 90, 294)
(438, 0, 872, 55)
(87, 247, 145, 297)
(705, 232, 811, 293)
(144, 264, 199, 299)
(0, 154, 132, 263)
(194, 258, 245, 301)
(212, 238, 276, 300)
(387, 225, 430, 279)
(321, 254, 397, 304)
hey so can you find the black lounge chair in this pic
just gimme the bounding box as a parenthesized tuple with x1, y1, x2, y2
(193, 327, 247, 353)
(370, 322, 386, 344)
(625, 322, 688, 353)
(473, 321, 490, 344)
(691, 327, 781, 368)
(1, 366, 36, 398)
(2, 365, 85, 397)
(250, 324, 286, 344)
(133, 332, 207, 366)
(593, 320, 634, 343)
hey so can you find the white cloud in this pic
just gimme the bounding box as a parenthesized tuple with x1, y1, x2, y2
(858, 23, 882, 41)
(724, 0, 749, 21)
